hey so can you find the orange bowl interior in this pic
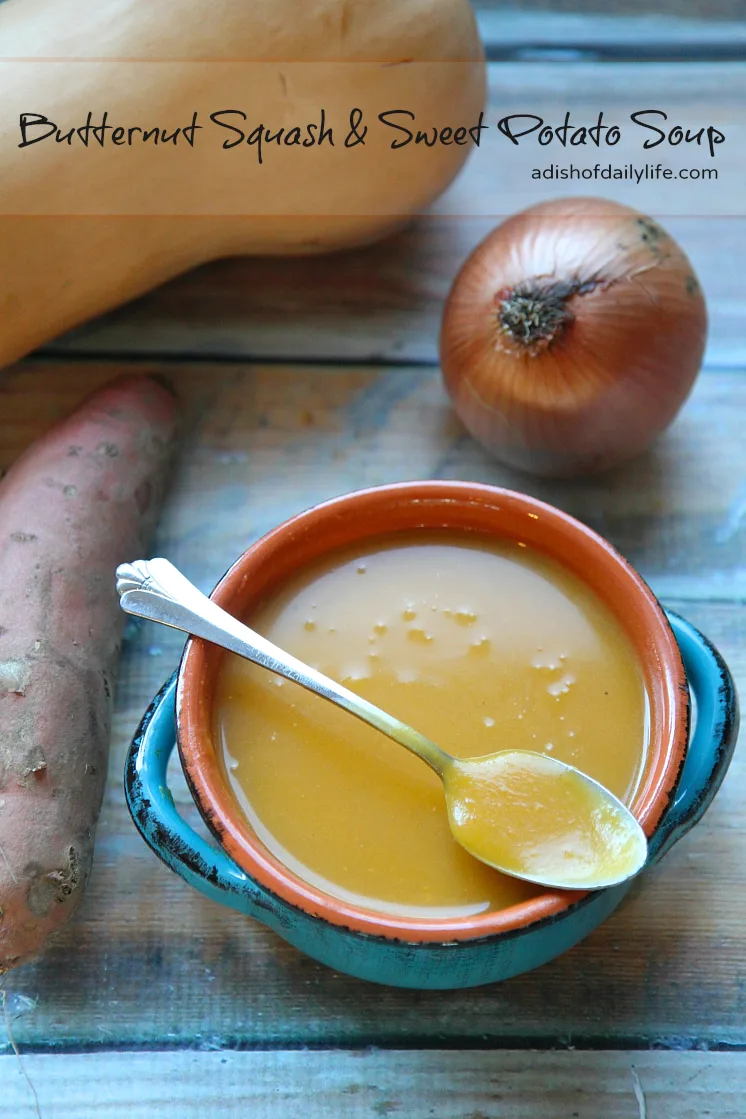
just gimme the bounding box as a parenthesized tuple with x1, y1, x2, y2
(176, 482, 689, 943)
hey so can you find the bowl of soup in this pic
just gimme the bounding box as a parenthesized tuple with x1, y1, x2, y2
(125, 482, 739, 988)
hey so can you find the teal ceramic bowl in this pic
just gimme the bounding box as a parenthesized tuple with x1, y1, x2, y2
(125, 484, 739, 989)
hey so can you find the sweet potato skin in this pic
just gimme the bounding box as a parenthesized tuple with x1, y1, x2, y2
(0, 375, 177, 972)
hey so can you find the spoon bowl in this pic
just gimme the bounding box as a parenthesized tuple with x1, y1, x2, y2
(116, 557, 648, 892)
(444, 751, 648, 890)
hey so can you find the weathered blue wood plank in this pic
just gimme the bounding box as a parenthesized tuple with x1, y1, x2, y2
(2, 1050, 746, 1118)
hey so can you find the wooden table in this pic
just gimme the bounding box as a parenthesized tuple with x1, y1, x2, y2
(1, 7, 745, 1116)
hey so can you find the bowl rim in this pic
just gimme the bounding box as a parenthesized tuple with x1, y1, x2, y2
(176, 480, 689, 943)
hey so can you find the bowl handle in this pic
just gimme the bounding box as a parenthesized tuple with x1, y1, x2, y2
(124, 672, 283, 923)
(648, 611, 740, 863)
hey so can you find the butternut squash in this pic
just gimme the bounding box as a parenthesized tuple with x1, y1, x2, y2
(0, 0, 485, 368)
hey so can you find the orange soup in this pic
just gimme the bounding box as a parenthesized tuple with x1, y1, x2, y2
(215, 532, 648, 917)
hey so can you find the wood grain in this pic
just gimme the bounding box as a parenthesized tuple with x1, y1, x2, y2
(39, 216, 746, 371)
(476, 1, 746, 24)
(3, 1050, 746, 1118)
(0, 360, 743, 1050)
(475, 8, 746, 58)
(2, 361, 746, 598)
(39, 61, 746, 368)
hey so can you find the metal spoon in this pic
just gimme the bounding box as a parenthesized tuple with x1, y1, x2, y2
(116, 558, 648, 891)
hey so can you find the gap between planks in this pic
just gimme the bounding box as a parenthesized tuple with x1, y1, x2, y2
(27, 347, 746, 375)
(2, 1049, 745, 1119)
(474, 9, 746, 61)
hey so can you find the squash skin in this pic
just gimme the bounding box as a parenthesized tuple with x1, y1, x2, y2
(0, 0, 486, 367)
(0, 376, 178, 973)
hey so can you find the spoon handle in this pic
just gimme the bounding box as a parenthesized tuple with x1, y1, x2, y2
(116, 558, 448, 775)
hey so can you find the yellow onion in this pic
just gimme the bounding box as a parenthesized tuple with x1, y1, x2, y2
(439, 197, 707, 477)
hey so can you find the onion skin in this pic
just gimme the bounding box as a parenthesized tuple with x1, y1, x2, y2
(439, 197, 708, 478)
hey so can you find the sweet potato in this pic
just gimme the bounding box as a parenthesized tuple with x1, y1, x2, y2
(0, 375, 178, 972)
